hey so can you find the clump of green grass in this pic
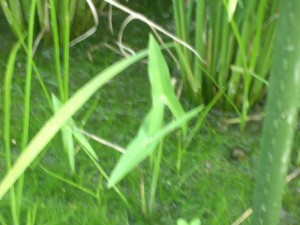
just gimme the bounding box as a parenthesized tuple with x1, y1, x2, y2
(1, 41, 299, 224)
(171, 0, 278, 127)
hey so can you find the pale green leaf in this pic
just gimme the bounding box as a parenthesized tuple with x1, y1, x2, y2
(108, 106, 203, 187)
(148, 35, 186, 134)
(227, 0, 238, 22)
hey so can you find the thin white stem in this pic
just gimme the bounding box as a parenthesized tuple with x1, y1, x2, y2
(104, 0, 206, 64)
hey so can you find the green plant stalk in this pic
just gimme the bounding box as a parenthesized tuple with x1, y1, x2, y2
(149, 141, 163, 216)
(223, 0, 253, 113)
(227, 19, 250, 129)
(184, 88, 224, 150)
(173, 0, 190, 54)
(217, 11, 231, 88)
(0, 0, 21, 36)
(186, 0, 194, 28)
(21, 0, 36, 154)
(248, 0, 268, 78)
(69, 0, 78, 27)
(176, 131, 183, 173)
(17, 0, 37, 222)
(250, 2, 279, 106)
(20, 0, 31, 22)
(62, 0, 70, 101)
(8, 0, 24, 32)
(204, 27, 213, 102)
(249, 29, 275, 106)
(173, 0, 194, 101)
(242, 0, 268, 112)
(251, 1, 300, 224)
(26, 204, 37, 225)
(210, 1, 222, 85)
(86, 149, 129, 206)
(49, 0, 65, 100)
(175, 45, 198, 101)
(4, 42, 22, 225)
(59, 0, 73, 172)
(193, 0, 206, 102)
(140, 173, 147, 217)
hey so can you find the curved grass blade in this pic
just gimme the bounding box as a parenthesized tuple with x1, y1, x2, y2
(0, 48, 148, 200)
(3, 41, 22, 225)
(52, 95, 99, 165)
(40, 165, 98, 199)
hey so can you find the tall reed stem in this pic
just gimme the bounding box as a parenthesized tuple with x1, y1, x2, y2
(252, 1, 300, 224)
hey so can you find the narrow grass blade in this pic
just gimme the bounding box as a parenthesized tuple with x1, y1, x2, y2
(52, 95, 75, 173)
(16, 1, 37, 222)
(3, 41, 22, 225)
(62, 0, 70, 101)
(40, 165, 98, 199)
(185, 89, 224, 150)
(7, 0, 24, 32)
(52, 94, 99, 161)
(0, 48, 148, 200)
(49, 0, 64, 100)
(21, 0, 37, 149)
(149, 141, 163, 215)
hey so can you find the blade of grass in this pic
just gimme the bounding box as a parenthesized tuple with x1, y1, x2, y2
(0, 47, 148, 200)
(49, 0, 64, 100)
(149, 141, 163, 216)
(223, 0, 251, 128)
(21, 0, 37, 149)
(193, 0, 206, 100)
(52, 95, 75, 173)
(52, 94, 99, 162)
(40, 165, 99, 199)
(3, 41, 22, 225)
(7, 0, 24, 32)
(184, 88, 225, 150)
(69, 0, 78, 25)
(17, 0, 37, 222)
(62, 0, 70, 101)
